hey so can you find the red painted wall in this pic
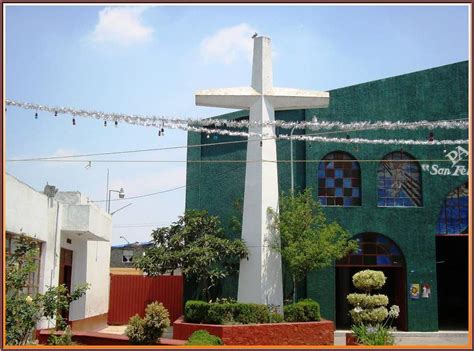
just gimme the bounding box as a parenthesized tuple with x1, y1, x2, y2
(108, 274, 183, 325)
(173, 317, 334, 345)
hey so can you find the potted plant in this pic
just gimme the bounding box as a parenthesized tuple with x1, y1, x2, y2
(346, 270, 399, 346)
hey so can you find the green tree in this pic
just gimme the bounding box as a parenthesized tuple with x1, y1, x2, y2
(134, 209, 248, 301)
(6, 235, 89, 345)
(267, 189, 358, 302)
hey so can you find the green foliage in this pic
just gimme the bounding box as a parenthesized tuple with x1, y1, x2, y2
(352, 270, 386, 292)
(269, 312, 285, 323)
(184, 300, 273, 325)
(283, 299, 321, 322)
(135, 209, 248, 300)
(186, 330, 223, 346)
(347, 270, 399, 345)
(184, 301, 211, 323)
(47, 326, 73, 346)
(351, 324, 396, 346)
(347, 294, 389, 309)
(267, 189, 357, 301)
(5, 235, 89, 345)
(125, 302, 171, 345)
(207, 303, 236, 325)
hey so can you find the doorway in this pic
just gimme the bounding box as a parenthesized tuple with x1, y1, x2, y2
(59, 248, 73, 323)
(436, 235, 468, 330)
(335, 233, 408, 331)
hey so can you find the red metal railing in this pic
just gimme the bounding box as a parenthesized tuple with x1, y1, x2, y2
(107, 274, 183, 325)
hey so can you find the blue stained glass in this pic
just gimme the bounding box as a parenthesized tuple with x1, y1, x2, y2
(318, 170, 325, 177)
(377, 199, 385, 206)
(353, 188, 360, 197)
(344, 198, 352, 206)
(335, 169, 343, 178)
(395, 198, 404, 206)
(319, 197, 327, 205)
(335, 188, 343, 196)
(352, 162, 359, 169)
(344, 179, 352, 187)
(326, 178, 335, 187)
(327, 161, 334, 169)
(378, 189, 386, 197)
(386, 198, 394, 206)
(377, 255, 391, 265)
(403, 198, 413, 206)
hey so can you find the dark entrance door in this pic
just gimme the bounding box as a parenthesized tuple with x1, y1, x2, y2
(59, 248, 73, 323)
(436, 236, 468, 330)
(335, 233, 408, 331)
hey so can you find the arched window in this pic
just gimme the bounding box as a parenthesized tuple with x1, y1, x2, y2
(377, 151, 422, 207)
(318, 151, 361, 206)
(436, 183, 468, 235)
(336, 232, 405, 267)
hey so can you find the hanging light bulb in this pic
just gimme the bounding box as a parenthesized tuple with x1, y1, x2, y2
(104, 121, 107, 127)
(158, 130, 161, 136)
(35, 112, 38, 119)
(161, 127, 164, 136)
(54, 111, 58, 117)
(115, 121, 118, 127)
(428, 131, 434, 142)
(206, 134, 210, 139)
(72, 118, 76, 126)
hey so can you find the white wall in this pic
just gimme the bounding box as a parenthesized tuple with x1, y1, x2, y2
(6, 174, 112, 326)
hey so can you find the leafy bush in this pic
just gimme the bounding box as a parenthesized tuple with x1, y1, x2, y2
(184, 301, 210, 323)
(284, 299, 321, 322)
(47, 326, 73, 345)
(269, 312, 285, 323)
(233, 303, 270, 324)
(347, 270, 399, 345)
(186, 330, 223, 345)
(352, 270, 386, 292)
(207, 303, 236, 324)
(184, 300, 272, 325)
(6, 236, 89, 345)
(126, 302, 170, 345)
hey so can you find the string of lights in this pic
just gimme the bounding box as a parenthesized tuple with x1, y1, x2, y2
(5, 99, 468, 132)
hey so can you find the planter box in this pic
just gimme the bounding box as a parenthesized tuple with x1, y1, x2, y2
(173, 316, 334, 345)
(346, 332, 359, 346)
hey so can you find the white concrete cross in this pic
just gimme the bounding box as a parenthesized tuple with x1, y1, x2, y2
(196, 36, 329, 308)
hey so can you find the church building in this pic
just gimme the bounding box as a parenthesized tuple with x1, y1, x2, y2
(185, 61, 469, 331)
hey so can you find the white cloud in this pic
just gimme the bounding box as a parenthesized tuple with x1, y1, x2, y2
(200, 23, 257, 64)
(89, 7, 153, 45)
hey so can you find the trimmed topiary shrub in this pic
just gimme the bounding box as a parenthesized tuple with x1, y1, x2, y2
(233, 303, 270, 324)
(207, 303, 236, 324)
(125, 302, 170, 345)
(184, 301, 210, 323)
(186, 330, 223, 345)
(284, 299, 321, 322)
(269, 312, 285, 323)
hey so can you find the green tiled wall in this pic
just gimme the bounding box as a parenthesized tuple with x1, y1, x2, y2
(185, 61, 468, 331)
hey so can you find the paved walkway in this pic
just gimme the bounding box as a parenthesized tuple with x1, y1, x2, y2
(335, 330, 469, 346)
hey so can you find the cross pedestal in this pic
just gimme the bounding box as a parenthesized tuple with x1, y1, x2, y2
(196, 36, 329, 308)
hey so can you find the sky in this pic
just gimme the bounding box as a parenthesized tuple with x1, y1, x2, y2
(5, 4, 469, 245)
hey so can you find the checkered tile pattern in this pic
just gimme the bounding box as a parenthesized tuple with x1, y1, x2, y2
(318, 152, 361, 206)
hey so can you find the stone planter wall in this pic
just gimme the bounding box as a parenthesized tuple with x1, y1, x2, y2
(173, 316, 334, 345)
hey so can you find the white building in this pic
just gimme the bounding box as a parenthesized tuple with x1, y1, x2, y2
(5, 173, 112, 331)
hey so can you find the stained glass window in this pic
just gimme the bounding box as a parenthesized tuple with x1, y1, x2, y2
(336, 233, 404, 267)
(318, 152, 361, 206)
(377, 151, 422, 207)
(436, 183, 468, 235)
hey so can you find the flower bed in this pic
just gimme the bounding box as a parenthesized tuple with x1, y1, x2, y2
(173, 316, 334, 345)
